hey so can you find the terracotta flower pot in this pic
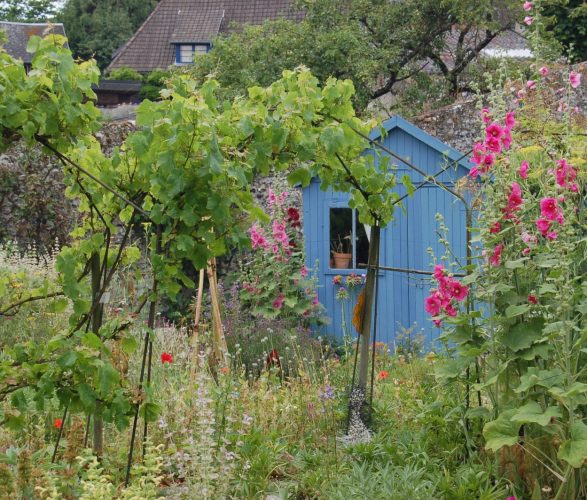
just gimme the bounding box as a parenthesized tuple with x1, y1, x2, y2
(332, 252, 352, 269)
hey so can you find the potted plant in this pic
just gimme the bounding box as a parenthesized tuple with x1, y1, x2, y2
(331, 234, 352, 268)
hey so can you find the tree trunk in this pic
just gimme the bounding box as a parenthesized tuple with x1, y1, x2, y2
(358, 224, 381, 390)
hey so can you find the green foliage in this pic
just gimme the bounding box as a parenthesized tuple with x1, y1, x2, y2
(106, 66, 142, 82)
(0, 0, 57, 22)
(58, 0, 159, 70)
(139, 69, 171, 101)
(190, 0, 521, 112)
(543, 0, 587, 62)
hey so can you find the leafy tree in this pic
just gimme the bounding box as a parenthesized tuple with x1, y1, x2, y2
(543, 0, 587, 62)
(58, 0, 159, 70)
(0, 0, 57, 22)
(190, 0, 521, 112)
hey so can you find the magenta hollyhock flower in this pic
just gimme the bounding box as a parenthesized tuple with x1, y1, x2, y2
(486, 122, 505, 140)
(250, 223, 269, 250)
(519, 161, 529, 179)
(469, 166, 479, 178)
(425, 292, 443, 316)
(539, 66, 549, 76)
(523, 1, 533, 10)
(506, 182, 524, 214)
(489, 221, 501, 234)
(445, 303, 458, 317)
(540, 197, 559, 221)
(481, 154, 495, 172)
(433, 318, 442, 327)
(489, 244, 503, 267)
(505, 111, 516, 129)
(272, 293, 285, 309)
(447, 280, 468, 301)
(485, 136, 502, 153)
(502, 129, 512, 150)
(471, 142, 485, 165)
(536, 218, 551, 235)
(554, 158, 577, 190)
(522, 247, 531, 256)
(524, 16, 533, 25)
(526, 80, 536, 89)
(268, 189, 276, 205)
(546, 231, 558, 241)
(569, 71, 582, 89)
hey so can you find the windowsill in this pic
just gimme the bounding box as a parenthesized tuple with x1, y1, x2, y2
(324, 268, 368, 275)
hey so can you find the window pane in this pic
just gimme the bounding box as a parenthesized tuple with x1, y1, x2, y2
(355, 221, 370, 269)
(180, 46, 193, 63)
(330, 208, 352, 269)
(193, 44, 208, 54)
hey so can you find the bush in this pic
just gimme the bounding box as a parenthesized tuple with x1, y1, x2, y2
(106, 66, 143, 82)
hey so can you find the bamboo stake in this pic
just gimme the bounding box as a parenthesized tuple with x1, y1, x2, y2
(190, 268, 206, 379)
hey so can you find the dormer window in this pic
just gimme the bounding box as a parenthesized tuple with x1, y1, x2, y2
(175, 43, 209, 65)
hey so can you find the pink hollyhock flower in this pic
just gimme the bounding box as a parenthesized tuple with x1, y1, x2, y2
(519, 161, 529, 179)
(471, 142, 486, 165)
(469, 166, 479, 178)
(523, 1, 533, 10)
(540, 197, 559, 221)
(570, 71, 582, 89)
(502, 129, 512, 150)
(524, 16, 533, 25)
(528, 295, 538, 304)
(271, 244, 279, 254)
(489, 221, 501, 234)
(312, 295, 319, 305)
(482, 154, 495, 172)
(486, 122, 504, 139)
(536, 218, 551, 236)
(522, 247, 531, 256)
(505, 111, 516, 129)
(250, 223, 269, 250)
(268, 189, 276, 205)
(272, 293, 285, 309)
(433, 264, 446, 280)
(425, 292, 443, 316)
(433, 318, 442, 327)
(526, 80, 536, 89)
(506, 182, 524, 215)
(554, 158, 577, 190)
(447, 281, 468, 301)
(489, 244, 503, 267)
(517, 89, 526, 99)
(539, 66, 549, 76)
(300, 265, 308, 278)
(547, 231, 558, 241)
(445, 303, 458, 317)
(521, 231, 537, 245)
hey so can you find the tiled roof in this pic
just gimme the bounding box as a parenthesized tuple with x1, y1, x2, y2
(0, 21, 66, 64)
(108, 0, 301, 73)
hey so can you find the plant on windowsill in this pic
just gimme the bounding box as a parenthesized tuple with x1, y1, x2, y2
(331, 234, 352, 269)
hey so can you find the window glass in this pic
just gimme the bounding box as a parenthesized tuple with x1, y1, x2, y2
(193, 44, 208, 54)
(330, 208, 352, 269)
(179, 45, 193, 63)
(329, 208, 370, 269)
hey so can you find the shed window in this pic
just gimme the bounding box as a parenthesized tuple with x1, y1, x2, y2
(175, 44, 209, 64)
(329, 208, 370, 269)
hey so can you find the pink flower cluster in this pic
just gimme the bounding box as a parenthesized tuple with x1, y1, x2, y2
(425, 265, 468, 326)
(268, 188, 287, 207)
(470, 111, 515, 177)
(552, 158, 578, 192)
(536, 197, 564, 240)
(503, 182, 524, 220)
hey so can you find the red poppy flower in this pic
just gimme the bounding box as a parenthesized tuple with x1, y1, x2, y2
(161, 352, 173, 364)
(528, 295, 538, 304)
(54, 418, 63, 429)
(378, 370, 389, 380)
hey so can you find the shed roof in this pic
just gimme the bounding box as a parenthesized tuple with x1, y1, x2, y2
(369, 115, 471, 171)
(0, 21, 66, 64)
(108, 0, 301, 73)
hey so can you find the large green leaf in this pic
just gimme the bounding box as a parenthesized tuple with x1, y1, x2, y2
(510, 402, 562, 427)
(483, 410, 520, 451)
(558, 422, 587, 468)
(500, 318, 545, 352)
(515, 367, 565, 393)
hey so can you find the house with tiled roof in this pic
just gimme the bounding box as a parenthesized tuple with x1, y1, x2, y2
(107, 0, 301, 73)
(0, 21, 66, 70)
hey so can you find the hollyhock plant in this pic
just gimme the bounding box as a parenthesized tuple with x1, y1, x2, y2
(523, 16, 533, 25)
(540, 197, 560, 221)
(523, 1, 533, 10)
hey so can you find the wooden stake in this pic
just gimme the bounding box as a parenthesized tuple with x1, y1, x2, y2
(190, 268, 206, 378)
(207, 259, 228, 364)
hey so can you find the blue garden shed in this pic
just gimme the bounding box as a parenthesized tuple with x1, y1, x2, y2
(303, 115, 471, 349)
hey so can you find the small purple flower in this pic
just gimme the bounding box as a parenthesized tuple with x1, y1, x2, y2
(319, 384, 335, 401)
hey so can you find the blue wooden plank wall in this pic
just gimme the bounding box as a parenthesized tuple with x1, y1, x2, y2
(303, 120, 469, 351)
